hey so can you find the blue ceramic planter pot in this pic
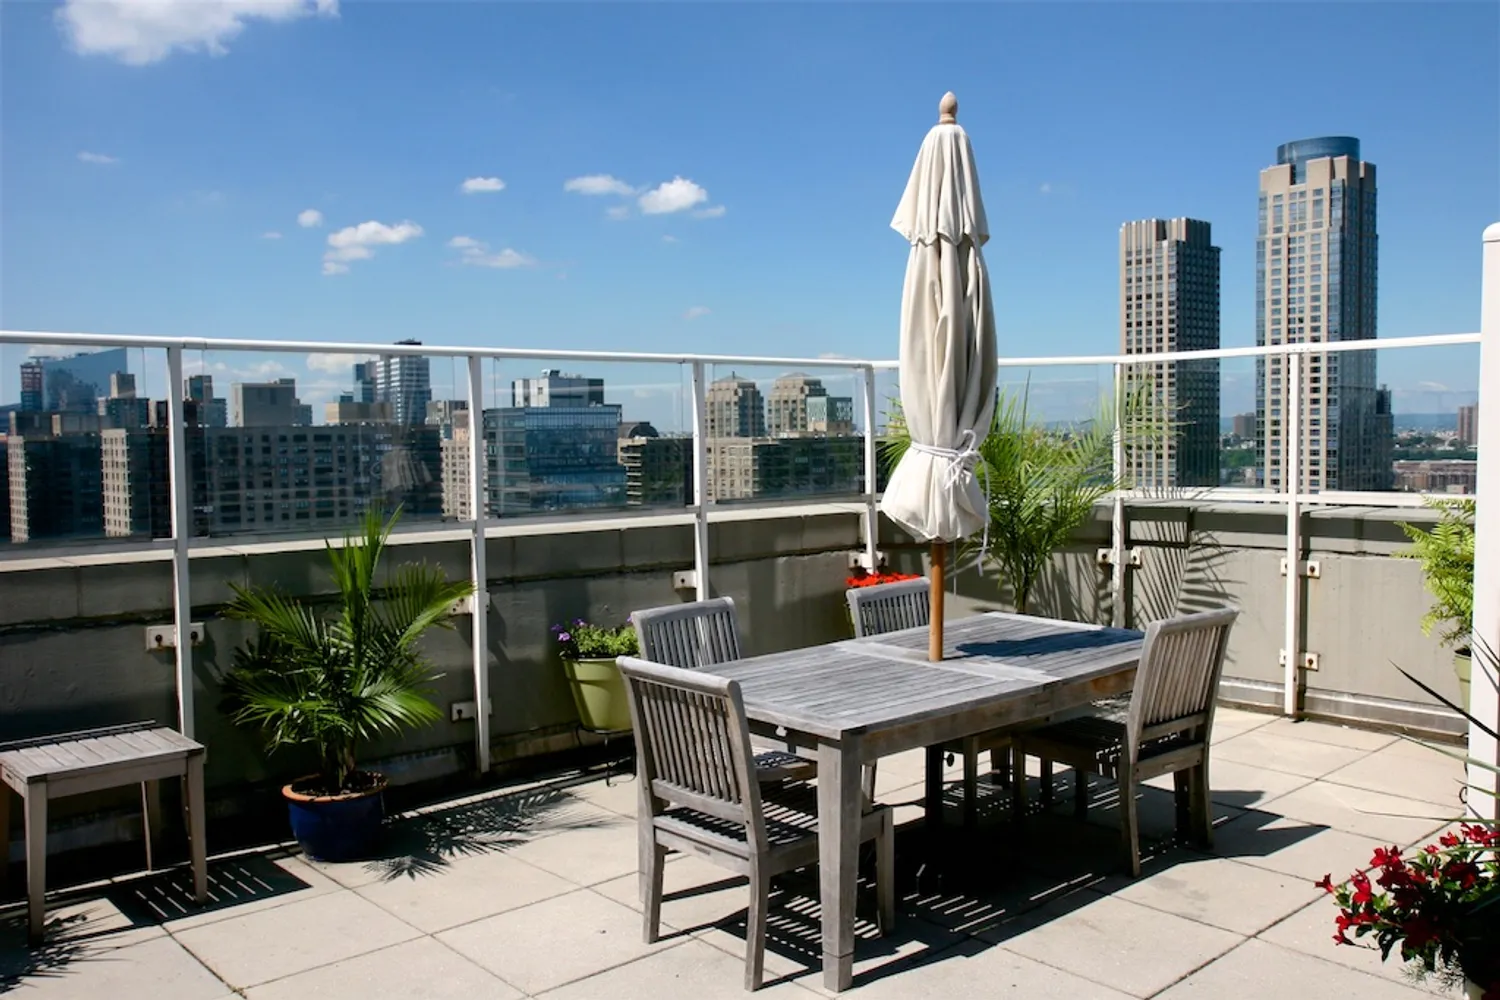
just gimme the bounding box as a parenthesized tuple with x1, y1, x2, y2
(283, 773, 387, 862)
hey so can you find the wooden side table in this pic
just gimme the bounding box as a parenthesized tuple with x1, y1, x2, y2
(0, 723, 208, 945)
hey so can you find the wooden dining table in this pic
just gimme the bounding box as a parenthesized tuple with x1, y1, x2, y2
(697, 611, 1144, 991)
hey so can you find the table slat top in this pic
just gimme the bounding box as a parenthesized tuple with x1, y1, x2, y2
(0, 725, 203, 785)
(701, 612, 1143, 739)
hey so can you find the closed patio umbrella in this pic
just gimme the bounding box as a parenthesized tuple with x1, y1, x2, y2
(879, 92, 998, 661)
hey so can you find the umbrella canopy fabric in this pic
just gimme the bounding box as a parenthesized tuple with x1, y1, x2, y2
(879, 93, 999, 543)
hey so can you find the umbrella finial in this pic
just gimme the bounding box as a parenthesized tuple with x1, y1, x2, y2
(939, 92, 958, 124)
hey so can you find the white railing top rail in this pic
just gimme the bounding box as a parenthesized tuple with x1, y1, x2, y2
(0, 329, 888, 372)
(0, 329, 1480, 371)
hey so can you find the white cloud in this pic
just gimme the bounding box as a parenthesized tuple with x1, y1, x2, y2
(605, 205, 631, 221)
(661, 234, 679, 243)
(57, 0, 338, 66)
(638, 177, 709, 215)
(297, 208, 323, 228)
(1039, 182, 1053, 195)
(683, 306, 711, 321)
(77, 151, 118, 165)
(447, 235, 534, 269)
(262, 231, 283, 240)
(322, 219, 423, 275)
(306, 352, 373, 374)
(460, 176, 505, 194)
(564, 174, 635, 196)
(692, 205, 726, 219)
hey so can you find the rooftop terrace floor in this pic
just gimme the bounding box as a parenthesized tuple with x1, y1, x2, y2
(0, 709, 1469, 999)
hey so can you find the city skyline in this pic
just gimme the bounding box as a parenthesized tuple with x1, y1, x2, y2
(0, 3, 1493, 414)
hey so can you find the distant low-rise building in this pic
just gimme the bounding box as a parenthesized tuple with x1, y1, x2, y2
(1231, 412, 1257, 441)
(1393, 459, 1477, 494)
(707, 436, 862, 501)
(324, 399, 394, 424)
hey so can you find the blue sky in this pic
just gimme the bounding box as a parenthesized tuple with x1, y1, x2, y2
(2, 1, 1497, 425)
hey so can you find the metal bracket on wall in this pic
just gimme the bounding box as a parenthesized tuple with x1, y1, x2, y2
(144, 623, 204, 652)
(1280, 558, 1322, 579)
(1279, 649, 1321, 671)
(848, 550, 888, 571)
(672, 570, 698, 592)
(448, 595, 476, 616)
(1095, 547, 1143, 568)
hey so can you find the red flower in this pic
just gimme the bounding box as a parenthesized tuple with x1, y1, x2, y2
(1350, 872, 1374, 906)
(1440, 831, 1461, 849)
(1371, 846, 1403, 868)
(1315, 874, 1335, 894)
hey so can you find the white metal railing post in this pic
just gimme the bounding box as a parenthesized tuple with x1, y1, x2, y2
(1111, 362, 1127, 627)
(165, 347, 195, 738)
(690, 362, 710, 601)
(465, 356, 491, 775)
(861, 366, 880, 571)
(1282, 350, 1304, 717)
(1468, 222, 1500, 817)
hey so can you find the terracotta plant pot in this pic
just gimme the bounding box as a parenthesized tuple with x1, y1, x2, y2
(283, 771, 387, 862)
(563, 656, 633, 733)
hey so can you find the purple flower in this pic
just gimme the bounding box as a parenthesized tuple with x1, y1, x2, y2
(574, 618, 585, 626)
(550, 624, 562, 633)
(557, 632, 571, 643)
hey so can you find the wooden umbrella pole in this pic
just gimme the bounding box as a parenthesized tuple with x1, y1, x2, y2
(929, 540, 946, 661)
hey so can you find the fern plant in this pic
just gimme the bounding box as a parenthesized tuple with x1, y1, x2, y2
(224, 506, 475, 795)
(1397, 498, 1475, 650)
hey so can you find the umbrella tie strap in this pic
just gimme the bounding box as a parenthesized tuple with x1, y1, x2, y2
(908, 430, 980, 490)
(908, 431, 991, 571)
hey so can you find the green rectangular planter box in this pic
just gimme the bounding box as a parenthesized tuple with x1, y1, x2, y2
(563, 656, 633, 733)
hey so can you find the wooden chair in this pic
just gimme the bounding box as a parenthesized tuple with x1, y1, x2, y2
(846, 579, 1019, 824)
(617, 656, 895, 991)
(632, 598, 816, 783)
(1012, 607, 1239, 876)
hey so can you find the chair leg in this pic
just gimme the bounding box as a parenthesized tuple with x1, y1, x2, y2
(861, 763, 878, 807)
(1193, 761, 1213, 848)
(1118, 770, 1142, 878)
(1011, 743, 1028, 824)
(1073, 766, 1089, 820)
(875, 809, 895, 936)
(744, 861, 770, 991)
(962, 740, 979, 829)
(1040, 758, 1054, 805)
(642, 843, 666, 944)
(1173, 770, 1191, 841)
(991, 746, 1011, 789)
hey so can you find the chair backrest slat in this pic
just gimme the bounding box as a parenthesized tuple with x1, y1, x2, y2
(847, 578, 931, 638)
(1127, 607, 1238, 751)
(633, 598, 743, 668)
(618, 656, 767, 839)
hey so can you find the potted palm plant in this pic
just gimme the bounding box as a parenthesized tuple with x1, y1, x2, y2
(884, 383, 1156, 614)
(1397, 497, 1475, 708)
(224, 507, 474, 861)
